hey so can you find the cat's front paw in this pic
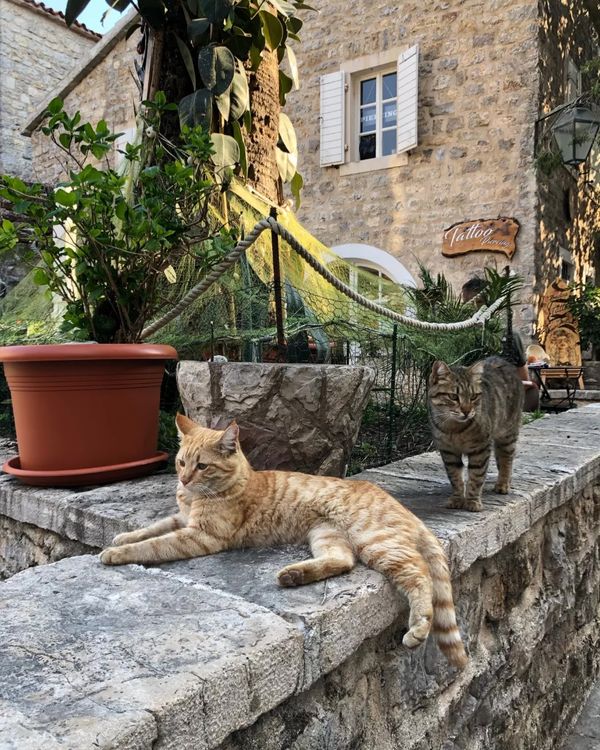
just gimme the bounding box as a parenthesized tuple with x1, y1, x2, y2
(277, 566, 305, 587)
(112, 531, 139, 546)
(446, 493, 466, 510)
(99, 547, 128, 565)
(462, 496, 483, 512)
(494, 481, 510, 494)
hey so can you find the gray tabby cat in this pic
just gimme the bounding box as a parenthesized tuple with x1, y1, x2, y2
(428, 356, 524, 512)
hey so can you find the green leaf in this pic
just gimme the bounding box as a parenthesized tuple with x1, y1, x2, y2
(115, 201, 127, 221)
(232, 120, 247, 177)
(65, 0, 91, 25)
(249, 44, 263, 71)
(54, 188, 77, 207)
(259, 11, 284, 52)
(188, 17, 210, 43)
(279, 70, 293, 105)
(32, 267, 50, 286)
(47, 97, 64, 115)
(174, 34, 197, 89)
(215, 89, 231, 121)
(58, 132, 72, 149)
(286, 44, 299, 90)
(198, 45, 235, 94)
(286, 16, 303, 34)
(105, 0, 131, 10)
(228, 64, 249, 121)
(210, 133, 240, 169)
(275, 146, 297, 182)
(290, 170, 303, 209)
(179, 89, 213, 129)
(196, 0, 232, 24)
(138, 0, 165, 28)
(277, 112, 297, 154)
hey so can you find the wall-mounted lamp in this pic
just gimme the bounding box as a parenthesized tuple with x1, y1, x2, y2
(551, 106, 600, 166)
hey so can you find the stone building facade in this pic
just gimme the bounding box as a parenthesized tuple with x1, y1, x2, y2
(22, 11, 141, 185)
(0, 0, 100, 181)
(284, 0, 600, 339)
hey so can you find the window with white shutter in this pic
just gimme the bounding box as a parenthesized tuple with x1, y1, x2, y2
(396, 44, 419, 154)
(319, 44, 419, 172)
(319, 71, 345, 167)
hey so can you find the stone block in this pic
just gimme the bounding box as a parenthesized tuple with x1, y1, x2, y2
(0, 556, 303, 749)
(177, 362, 376, 476)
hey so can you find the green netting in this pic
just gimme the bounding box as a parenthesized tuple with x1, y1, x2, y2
(0, 181, 507, 470)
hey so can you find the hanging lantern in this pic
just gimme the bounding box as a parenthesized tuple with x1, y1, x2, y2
(551, 106, 600, 166)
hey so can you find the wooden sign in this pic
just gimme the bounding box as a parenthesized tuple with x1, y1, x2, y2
(442, 217, 519, 258)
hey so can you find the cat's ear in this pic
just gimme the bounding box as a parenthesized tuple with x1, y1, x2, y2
(430, 360, 450, 384)
(175, 413, 199, 439)
(469, 360, 485, 379)
(219, 421, 239, 454)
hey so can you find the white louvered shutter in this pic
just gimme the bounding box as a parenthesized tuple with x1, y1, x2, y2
(396, 44, 419, 154)
(319, 71, 345, 166)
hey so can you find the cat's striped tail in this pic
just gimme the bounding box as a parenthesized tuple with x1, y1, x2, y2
(418, 528, 468, 668)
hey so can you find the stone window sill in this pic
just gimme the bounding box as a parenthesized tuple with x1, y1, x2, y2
(339, 152, 409, 176)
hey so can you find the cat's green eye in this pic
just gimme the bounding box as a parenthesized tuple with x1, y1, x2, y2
(449, 394, 459, 401)
(178, 459, 185, 467)
(196, 462, 208, 471)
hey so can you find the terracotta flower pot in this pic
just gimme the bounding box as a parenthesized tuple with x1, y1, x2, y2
(0, 343, 177, 487)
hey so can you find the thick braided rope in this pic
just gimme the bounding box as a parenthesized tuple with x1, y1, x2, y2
(141, 218, 273, 340)
(141, 215, 505, 339)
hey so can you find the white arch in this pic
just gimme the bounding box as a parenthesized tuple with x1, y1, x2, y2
(331, 243, 417, 287)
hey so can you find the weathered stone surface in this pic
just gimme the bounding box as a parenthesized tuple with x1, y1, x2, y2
(177, 362, 376, 476)
(0, 556, 304, 750)
(0, 0, 98, 181)
(0, 514, 96, 580)
(1, 406, 600, 749)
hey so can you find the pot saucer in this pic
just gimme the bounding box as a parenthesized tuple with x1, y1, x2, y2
(2, 452, 169, 488)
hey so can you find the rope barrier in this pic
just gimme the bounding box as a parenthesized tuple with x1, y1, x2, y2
(140, 215, 506, 340)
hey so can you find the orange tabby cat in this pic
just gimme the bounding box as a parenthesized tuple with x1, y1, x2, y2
(100, 414, 467, 668)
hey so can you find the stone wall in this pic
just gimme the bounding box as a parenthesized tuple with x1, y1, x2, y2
(533, 0, 600, 340)
(0, 514, 96, 581)
(1, 406, 600, 748)
(219, 484, 600, 750)
(29, 25, 142, 184)
(284, 0, 541, 335)
(0, 0, 99, 180)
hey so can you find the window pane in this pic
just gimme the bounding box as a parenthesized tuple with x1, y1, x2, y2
(359, 134, 376, 160)
(382, 129, 396, 156)
(382, 101, 397, 128)
(360, 105, 376, 133)
(360, 78, 376, 105)
(382, 72, 397, 100)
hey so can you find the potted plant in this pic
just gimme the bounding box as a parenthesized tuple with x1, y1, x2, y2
(0, 94, 224, 486)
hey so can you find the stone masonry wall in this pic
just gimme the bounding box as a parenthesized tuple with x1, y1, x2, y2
(1, 406, 600, 748)
(533, 0, 600, 339)
(218, 483, 600, 750)
(284, 0, 541, 335)
(0, 0, 99, 180)
(0, 514, 97, 581)
(29, 30, 141, 184)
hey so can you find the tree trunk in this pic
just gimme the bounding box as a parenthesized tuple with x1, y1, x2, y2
(245, 50, 282, 204)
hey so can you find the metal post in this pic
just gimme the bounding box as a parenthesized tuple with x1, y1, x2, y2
(387, 324, 398, 462)
(270, 206, 286, 356)
(210, 320, 215, 362)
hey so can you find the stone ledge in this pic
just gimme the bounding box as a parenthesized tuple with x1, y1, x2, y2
(1, 405, 600, 748)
